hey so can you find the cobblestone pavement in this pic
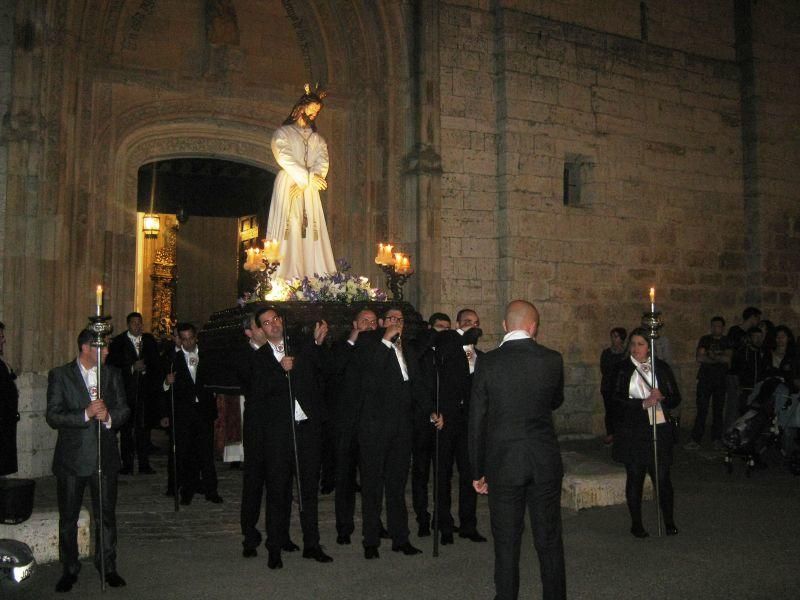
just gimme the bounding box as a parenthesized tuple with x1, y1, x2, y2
(4, 437, 799, 600)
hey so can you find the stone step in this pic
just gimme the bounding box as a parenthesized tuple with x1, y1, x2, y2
(561, 451, 653, 510)
(0, 508, 91, 564)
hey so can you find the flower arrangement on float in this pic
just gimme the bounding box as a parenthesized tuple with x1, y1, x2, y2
(250, 259, 388, 303)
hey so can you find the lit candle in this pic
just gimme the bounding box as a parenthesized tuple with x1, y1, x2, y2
(375, 243, 384, 265)
(96, 285, 103, 316)
(649, 287, 655, 313)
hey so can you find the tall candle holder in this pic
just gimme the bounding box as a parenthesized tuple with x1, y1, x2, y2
(379, 263, 414, 301)
(641, 291, 664, 537)
(253, 258, 282, 299)
(87, 309, 113, 591)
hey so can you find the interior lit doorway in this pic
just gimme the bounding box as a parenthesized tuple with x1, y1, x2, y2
(134, 158, 275, 337)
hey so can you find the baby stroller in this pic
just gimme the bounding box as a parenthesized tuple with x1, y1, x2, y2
(722, 378, 782, 477)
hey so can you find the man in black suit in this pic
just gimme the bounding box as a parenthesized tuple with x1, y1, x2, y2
(46, 329, 130, 592)
(107, 312, 160, 474)
(331, 308, 378, 545)
(358, 306, 443, 559)
(470, 300, 566, 600)
(416, 310, 487, 545)
(250, 307, 333, 569)
(162, 322, 222, 505)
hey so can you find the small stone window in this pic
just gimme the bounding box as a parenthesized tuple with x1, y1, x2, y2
(562, 154, 595, 207)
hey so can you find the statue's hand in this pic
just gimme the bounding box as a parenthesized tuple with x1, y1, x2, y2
(312, 174, 327, 191)
(289, 184, 303, 200)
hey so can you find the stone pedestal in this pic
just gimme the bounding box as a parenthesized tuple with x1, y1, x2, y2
(15, 373, 55, 479)
(0, 508, 90, 565)
(561, 451, 652, 510)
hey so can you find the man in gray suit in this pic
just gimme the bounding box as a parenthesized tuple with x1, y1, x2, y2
(469, 300, 566, 600)
(46, 329, 130, 593)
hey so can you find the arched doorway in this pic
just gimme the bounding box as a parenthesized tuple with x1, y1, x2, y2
(134, 157, 275, 335)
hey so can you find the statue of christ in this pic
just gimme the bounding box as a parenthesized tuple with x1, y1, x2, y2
(265, 84, 336, 280)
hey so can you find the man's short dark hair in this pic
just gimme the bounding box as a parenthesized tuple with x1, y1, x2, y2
(241, 313, 255, 331)
(456, 308, 476, 323)
(383, 306, 404, 319)
(610, 327, 627, 341)
(254, 306, 280, 327)
(746, 326, 762, 336)
(176, 322, 196, 335)
(77, 329, 94, 351)
(126, 312, 143, 324)
(0, 321, 5, 330)
(742, 307, 762, 321)
(428, 312, 451, 327)
(711, 316, 726, 327)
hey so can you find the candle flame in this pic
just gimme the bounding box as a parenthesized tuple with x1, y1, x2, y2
(649, 287, 655, 303)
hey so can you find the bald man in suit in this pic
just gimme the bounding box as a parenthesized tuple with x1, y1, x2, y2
(469, 300, 566, 600)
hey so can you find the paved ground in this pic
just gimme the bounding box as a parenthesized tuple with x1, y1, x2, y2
(3, 436, 798, 599)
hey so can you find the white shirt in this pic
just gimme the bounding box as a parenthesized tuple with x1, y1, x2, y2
(127, 332, 142, 357)
(456, 328, 478, 374)
(269, 340, 308, 421)
(382, 338, 410, 381)
(499, 330, 532, 346)
(78, 358, 111, 428)
(182, 347, 199, 383)
(629, 356, 665, 425)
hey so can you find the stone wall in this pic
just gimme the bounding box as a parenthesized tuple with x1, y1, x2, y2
(438, 1, 799, 435)
(0, 0, 13, 312)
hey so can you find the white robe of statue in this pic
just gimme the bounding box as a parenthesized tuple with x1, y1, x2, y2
(265, 123, 336, 280)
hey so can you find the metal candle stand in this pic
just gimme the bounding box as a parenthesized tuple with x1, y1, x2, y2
(88, 314, 113, 592)
(379, 264, 413, 301)
(253, 260, 281, 299)
(641, 308, 664, 537)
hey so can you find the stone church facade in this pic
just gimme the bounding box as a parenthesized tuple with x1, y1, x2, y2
(1, 0, 798, 476)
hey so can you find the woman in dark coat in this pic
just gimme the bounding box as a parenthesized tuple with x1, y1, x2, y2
(612, 327, 681, 538)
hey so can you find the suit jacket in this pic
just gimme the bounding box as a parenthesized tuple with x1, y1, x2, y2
(107, 331, 161, 403)
(469, 338, 564, 486)
(417, 329, 471, 424)
(329, 338, 365, 432)
(358, 330, 432, 439)
(163, 348, 218, 425)
(244, 337, 327, 435)
(46, 360, 130, 477)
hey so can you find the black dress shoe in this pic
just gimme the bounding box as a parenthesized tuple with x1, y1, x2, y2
(242, 547, 258, 558)
(320, 483, 335, 495)
(228, 461, 242, 470)
(139, 465, 156, 475)
(364, 546, 380, 560)
(267, 550, 283, 569)
(417, 522, 431, 537)
(119, 466, 133, 475)
(105, 572, 126, 587)
(205, 493, 224, 504)
(630, 525, 649, 538)
(392, 541, 422, 555)
(55, 572, 78, 593)
(282, 540, 300, 552)
(459, 530, 487, 542)
(336, 534, 351, 545)
(379, 525, 391, 539)
(441, 532, 454, 545)
(303, 546, 333, 563)
(665, 524, 679, 536)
